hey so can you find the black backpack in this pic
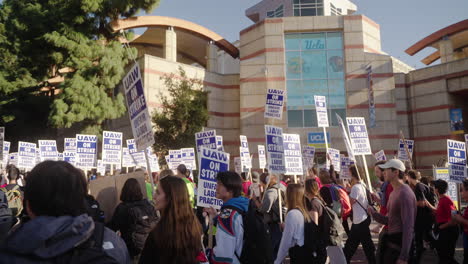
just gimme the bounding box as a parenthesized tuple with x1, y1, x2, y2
(127, 200, 158, 256)
(53, 222, 119, 264)
(85, 195, 105, 223)
(315, 198, 346, 247)
(225, 199, 274, 264)
(420, 183, 437, 206)
(0, 191, 14, 242)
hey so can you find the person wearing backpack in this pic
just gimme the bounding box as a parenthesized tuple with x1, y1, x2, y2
(344, 165, 376, 264)
(1, 165, 24, 218)
(275, 184, 316, 264)
(205, 171, 252, 264)
(0, 160, 131, 264)
(109, 178, 158, 261)
(139, 176, 207, 264)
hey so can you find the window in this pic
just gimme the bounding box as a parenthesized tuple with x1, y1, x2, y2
(330, 3, 342, 16)
(293, 0, 324, 17)
(267, 5, 284, 18)
(285, 32, 345, 128)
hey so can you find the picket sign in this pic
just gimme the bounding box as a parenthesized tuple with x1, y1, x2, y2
(346, 117, 373, 191)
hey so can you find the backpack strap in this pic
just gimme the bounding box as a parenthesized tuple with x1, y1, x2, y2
(91, 221, 105, 249)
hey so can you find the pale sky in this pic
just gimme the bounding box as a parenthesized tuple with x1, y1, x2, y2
(141, 0, 468, 69)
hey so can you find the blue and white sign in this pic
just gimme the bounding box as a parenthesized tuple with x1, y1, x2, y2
(434, 168, 459, 208)
(35, 148, 40, 165)
(2, 141, 10, 168)
(314, 95, 329, 127)
(327, 148, 341, 172)
(122, 147, 135, 168)
(64, 138, 76, 152)
(374, 150, 387, 161)
(76, 134, 97, 169)
(123, 63, 155, 151)
(18, 141, 37, 170)
(102, 131, 123, 165)
(181, 148, 196, 170)
(216, 136, 224, 151)
(63, 151, 76, 166)
(146, 147, 160, 172)
(264, 89, 285, 120)
(195, 130, 217, 153)
(240, 135, 251, 171)
(38, 140, 58, 162)
(58, 153, 63, 161)
(97, 160, 106, 175)
(265, 125, 285, 174)
(302, 145, 315, 169)
(307, 132, 331, 149)
(169, 149, 182, 168)
(197, 148, 230, 209)
(283, 134, 303, 175)
(258, 145, 267, 169)
(346, 117, 372, 155)
(9, 152, 18, 167)
(340, 155, 355, 180)
(447, 139, 467, 183)
(337, 114, 355, 161)
(127, 139, 147, 168)
(397, 139, 414, 161)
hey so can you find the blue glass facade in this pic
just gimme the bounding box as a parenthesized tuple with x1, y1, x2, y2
(285, 32, 345, 127)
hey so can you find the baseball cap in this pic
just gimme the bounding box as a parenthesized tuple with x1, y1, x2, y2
(378, 159, 406, 172)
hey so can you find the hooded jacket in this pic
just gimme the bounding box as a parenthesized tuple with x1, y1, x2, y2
(211, 196, 249, 264)
(0, 214, 131, 264)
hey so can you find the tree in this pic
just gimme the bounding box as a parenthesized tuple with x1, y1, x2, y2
(0, 0, 160, 142)
(152, 67, 209, 164)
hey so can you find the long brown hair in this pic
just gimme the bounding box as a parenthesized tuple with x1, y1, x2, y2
(150, 176, 202, 264)
(304, 178, 325, 204)
(286, 184, 311, 223)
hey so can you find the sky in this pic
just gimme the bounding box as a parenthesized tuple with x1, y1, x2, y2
(142, 0, 468, 69)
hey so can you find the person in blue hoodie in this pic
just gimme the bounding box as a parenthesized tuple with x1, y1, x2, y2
(206, 171, 249, 264)
(0, 160, 131, 264)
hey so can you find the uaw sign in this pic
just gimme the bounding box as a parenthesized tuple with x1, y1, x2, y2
(195, 130, 217, 153)
(64, 138, 76, 152)
(258, 145, 267, 169)
(283, 134, 303, 175)
(197, 148, 229, 209)
(18, 141, 37, 170)
(38, 140, 58, 161)
(76, 134, 97, 169)
(123, 63, 154, 151)
(102, 131, 122, 165)
(314, 95, 329, 127)
(346, 117, 372, 155)
(397, 139, 414, 161)
(264, 89, 285, 120)
(265, 125, 285, 174)
(447, 140, 467, 183)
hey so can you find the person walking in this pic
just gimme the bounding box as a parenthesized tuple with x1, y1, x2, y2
(425, 179, 459, 264)
(139, 176, 206, 264)
(368, 159, 416, 264)
(109, 178, 158, 261)
(451, 179, 468, 264)
(344, 165, 376, 264)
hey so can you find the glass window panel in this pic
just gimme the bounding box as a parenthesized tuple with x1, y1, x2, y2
(300, 8, 316, 17)
(328, 79, 346, 108)
(267, 11, 274, 18)
(326, 32, 343, 49)
(300, 0, 316, 3)
(294, 8, 300, 16)
(327, 49, 344, 79)
(303, 80, 327, 107)
(302, 50, 327, 79)
(285, 34, 301, 51)
(304, 110, 318, 127)
(287, 80, 303, 107)
(286, 51, 302, 79)
(288, 110, 303, 127)
(330, 109, 346, 126)
(302, 33, 325, 50)
(317, 8, 324, 16)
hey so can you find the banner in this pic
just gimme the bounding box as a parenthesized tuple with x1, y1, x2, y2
(450, 108, 464, 134)
(123, 63, 154, 151)
(102, 131, 123, 165)
(283, 134, 303, 175)
(181, 148, 197, 170)
(397, 139, 414, 161)
(127, 139, 147, 168)
(240, 135, 251, 171)
(2, 141, 10, 168)
(307, 132, 330, 149)
(38, 140, 58, 162)
(258, 145, 267, 169)
(195, 130, 217, 153)
(346, 117, 372, 155)
(0, 127, 4, 160)
(447, 140, 467, 183)
(302, 145, 315, 169)
(265, 125, 285, 174)
(366, 65, 376, 128)
(216, 136, 224, 151)
(63, 151, 76, 166)
(374, 150, 387, 161)
(197, 148, 229, 209)
(122, 147, 136, 168)
(76, 134, 97, 169)
(340, 155, 355, 180)
(327, 148, 341, 172)
(336, 114, 355, 161)
(314, 95, 329, 127)
(434, 167, 459, 209)
(264, 88, 285, 120)
(64, 138, 76, 152)
(18, 141, 37, 170)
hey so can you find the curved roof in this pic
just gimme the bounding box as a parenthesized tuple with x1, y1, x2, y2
(110, 16, 239, 58)
(405, 19, 468, 57)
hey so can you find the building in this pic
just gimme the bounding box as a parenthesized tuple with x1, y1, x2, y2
(108, 1, 467, 175)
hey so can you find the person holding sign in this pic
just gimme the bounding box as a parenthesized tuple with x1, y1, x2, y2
(451, 180, 468, 264)
(140, 176, 207, 264)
